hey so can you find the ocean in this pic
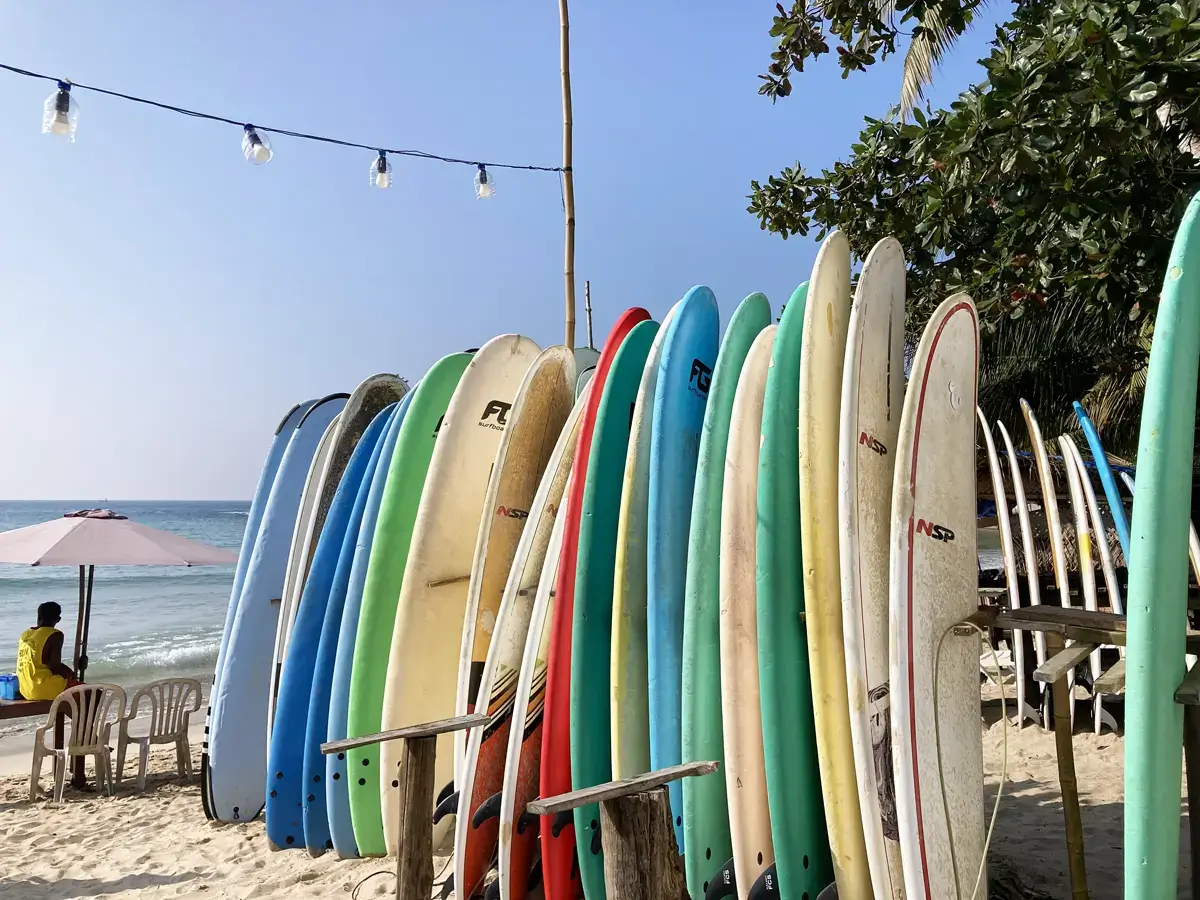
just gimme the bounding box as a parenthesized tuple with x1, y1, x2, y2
(0, 501, 245, 734)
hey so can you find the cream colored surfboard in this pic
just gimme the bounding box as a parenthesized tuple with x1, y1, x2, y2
(839, 236, 906, 899)
(379, 334, 540, 855)
(720, 325, 777, 900)
(610, 302, 677, 779)
(798, 230, 869, 896)
(453, 346, 577, 783)
(1063, 438, 1123, 619)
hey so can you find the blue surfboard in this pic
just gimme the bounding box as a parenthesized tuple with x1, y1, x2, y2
(1073, 400, 1131, 559)
(322, 388, 415, 858)
(647, 285, 720, 851)
(265, 405, 395, 849)
(301, 402, 399, 855)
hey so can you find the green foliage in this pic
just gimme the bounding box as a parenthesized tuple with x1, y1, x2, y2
(751, 0, 1200, 453)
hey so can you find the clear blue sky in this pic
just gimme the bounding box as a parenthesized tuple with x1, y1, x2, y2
(0, 1, 1006, 500)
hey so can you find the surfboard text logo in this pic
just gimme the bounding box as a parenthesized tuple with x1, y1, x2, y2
(495, 506, 529, 520)
(915, 519, 955, 542)
(480, 400, 512, 430)
(433, 415, 445, 437)
(689, 358, 713, 397)
(859, 431, 888, 456)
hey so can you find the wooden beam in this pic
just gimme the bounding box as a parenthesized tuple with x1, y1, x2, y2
(1046, 631, 1089, 899)
(599, 788, 687, 900)
(1184, 707, 1200, 900)
(526, 760, 719, 816)
(394, 736, 436, 900)
(1176, 663, 1200, 706)
(1093, 659, 1127, 696)
(320, 713, 487, 755)
(426, 574, 471, 589)
(1034, 643, 1097, 685)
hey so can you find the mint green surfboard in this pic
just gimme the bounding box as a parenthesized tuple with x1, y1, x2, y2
(1125, 194, 1200, 895)
(756, 282, 833, 897)
(681, 292, 772, 899)
(345, 352, 472, 857)
(571, 319, 660, 900)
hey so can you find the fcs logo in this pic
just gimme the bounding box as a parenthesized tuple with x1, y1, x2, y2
(496, 506, 529, 520)
(859, 431, 888, 456)
(480, 400, 512, 430)
(916, 519, 955, 542)
(689, 359, 713, 397)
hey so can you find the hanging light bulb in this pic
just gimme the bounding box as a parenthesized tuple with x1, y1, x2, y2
(241, 124, 273, 164)
(42, 80, 79, 141)
(370, 151, 392, 189)
(474, 164, 495, 199)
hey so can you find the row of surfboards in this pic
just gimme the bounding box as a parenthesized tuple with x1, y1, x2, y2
(200, 228, 986, 900)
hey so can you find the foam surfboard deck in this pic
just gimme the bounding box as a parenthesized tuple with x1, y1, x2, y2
(1063, 437, 1123, 619)
(756, 281, 832, 897)
(1073, 401, 1131, 559)
(346, 356, 472, 856)
(720, 325, 778, 900)
(453, 347, 577, 900)
(205, 393, 348, 822)
(889, 294, 984, 900)
(838, 237, 906, 900)
(325, 389, 415, 858)
(379, 335, 541, 856)
(542, 309, 650, 900)
(572, 319, 660, 900)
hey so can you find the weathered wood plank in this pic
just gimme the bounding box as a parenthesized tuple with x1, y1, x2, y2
(1046, 632, 1089, 899)
(1034, 643, 1097, 685)
(526, 760, 719, 816)
(1176, 662, 1200, 706)
(1093, 658, 1127, 696)
(320, 713, 487, 755)
(599, 788, 687, 900)
(1184, 707, 1200, 900)
(394, 736, 436, 900)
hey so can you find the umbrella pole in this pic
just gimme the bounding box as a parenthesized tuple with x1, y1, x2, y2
(79, 565, 94, 680)
(73, 565, 85, 676)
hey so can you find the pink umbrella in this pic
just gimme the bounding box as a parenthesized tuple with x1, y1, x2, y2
(0, 509, 238, 678)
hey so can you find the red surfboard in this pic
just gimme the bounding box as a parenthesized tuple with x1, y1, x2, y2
(540, 309, 651, 899)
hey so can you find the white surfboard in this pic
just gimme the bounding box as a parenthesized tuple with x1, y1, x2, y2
(889, 294, 985, 900)
(838, 237, 906, 899)
(720, 325, 777, 900)
(379, 334, 541, 855)
(1063, 439, 1122, 619)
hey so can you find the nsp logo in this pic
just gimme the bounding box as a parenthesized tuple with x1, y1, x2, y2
(689, 358, 713, 397)
(479, 400, 512, 430)
(859, 431, 888, 456)
(496, 506, 529, 520)
(915, 519, 955, 542)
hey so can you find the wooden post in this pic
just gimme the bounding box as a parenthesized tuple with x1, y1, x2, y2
(527, 760, 718, 900)
(559, 0, 576, 349)
(1042, 631, 1089, 899)
(1184, 706, 1200, 900)
(584, 280, 594, 349)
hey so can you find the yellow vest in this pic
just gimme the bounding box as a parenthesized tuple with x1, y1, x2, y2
(17, 627, 68, 701)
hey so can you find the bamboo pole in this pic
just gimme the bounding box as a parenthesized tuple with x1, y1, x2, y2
(560, 0, 576, 349)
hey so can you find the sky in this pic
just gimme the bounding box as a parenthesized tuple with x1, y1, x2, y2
(0, 1, 1008, 500)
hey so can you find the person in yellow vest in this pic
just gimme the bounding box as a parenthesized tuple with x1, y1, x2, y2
(17, 602, 79, 701)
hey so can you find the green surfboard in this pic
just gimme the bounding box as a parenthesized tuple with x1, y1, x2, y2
(345, 351, 472, 856)
(1125, 194, 1200, 895)
(570, 320, 659, 900)
(756, 282, 833, 897)
(681, 292, 772, 898)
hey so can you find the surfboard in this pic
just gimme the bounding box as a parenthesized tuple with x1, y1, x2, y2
(572, 319, 660, 899)
(647, 287, 720, 855)
(498, 482, 572, 900)
(325, 389, 415, 858)
(204, 399, 313, 821)
(838, 236, 906, 900)
(380, 335, 541, 856)
(1073, 401, 1131, 559)
(1063, 436, 1123, 618)
(347, 355, 472, 856)
(797, 231, 869, 895)
(889, 294, 984, 900)
(720, 325, 778, 900)
(575, 347, 601, 397)
(542, 308, 650, 900)
(205, 393, 348, 822)
(453, 347, 578, 900)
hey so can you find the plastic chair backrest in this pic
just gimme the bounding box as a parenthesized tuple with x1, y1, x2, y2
(127, 678, 201, 740)
(47, 684, 127, 751)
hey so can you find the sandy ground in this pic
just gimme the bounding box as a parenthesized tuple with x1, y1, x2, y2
(0, 703, 1190, 899)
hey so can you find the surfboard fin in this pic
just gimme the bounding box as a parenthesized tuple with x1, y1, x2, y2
(590, 825, 602, 856)
(570, 849, 580, 882)
(432, 791, 459, 825)
(472, 792, 503, 829)
(436, 779, 456, 806)
(437, 873, 455, 900)
(527, 858, 543, 890)
(551, 810, 574, 837)
(516, 811, 539, 835)
(704, 857, 737, 900)
(747, 863, 779, 899)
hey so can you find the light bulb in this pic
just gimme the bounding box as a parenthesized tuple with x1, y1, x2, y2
(474, 164, 495, 199)
(242, 125, 273, 165)
(42, 81, 79, 142)
(371, 152, 392, 189)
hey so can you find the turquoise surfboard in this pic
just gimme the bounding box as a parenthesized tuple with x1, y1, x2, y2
(648, 286, 720, 851)
(1073, 400, 1131, 559)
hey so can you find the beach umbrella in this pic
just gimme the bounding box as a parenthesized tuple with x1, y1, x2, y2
(0, 508, 238, 679)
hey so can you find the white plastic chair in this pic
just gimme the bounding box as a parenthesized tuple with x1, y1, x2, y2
(29, 683, 127, 803)
(115, 677, 202, 791)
